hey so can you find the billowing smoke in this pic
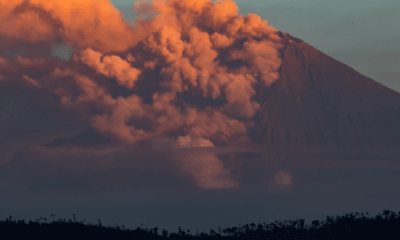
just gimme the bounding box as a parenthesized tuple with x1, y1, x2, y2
(0, 0, 289, 190)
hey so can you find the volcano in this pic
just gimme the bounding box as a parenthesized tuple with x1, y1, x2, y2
(3, 0, 400, 194)
(218, 32, 400, 186)
(248, 32, 400, 164)
(46, 31, 400, 160)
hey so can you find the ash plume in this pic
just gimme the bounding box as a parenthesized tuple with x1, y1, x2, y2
(0, 0, 287, 190)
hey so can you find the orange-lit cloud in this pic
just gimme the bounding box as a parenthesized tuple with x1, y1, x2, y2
(22, 74, 42, 88)
(78, 48, 142, 90)
(0, 0, 139, 53)
(0, 0, 286, 190)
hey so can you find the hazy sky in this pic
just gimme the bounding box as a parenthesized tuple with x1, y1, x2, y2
(0, 0, 399, 234)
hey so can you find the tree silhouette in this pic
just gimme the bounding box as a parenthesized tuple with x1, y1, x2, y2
(1, 209, 400, 240)
(162, 229, 169, 238)
(311, 220, 320, 229)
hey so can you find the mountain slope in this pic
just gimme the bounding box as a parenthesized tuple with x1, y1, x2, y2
(255, 32, 400, 159)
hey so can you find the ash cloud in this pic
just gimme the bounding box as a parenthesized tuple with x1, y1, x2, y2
(0, 0, 291, 192)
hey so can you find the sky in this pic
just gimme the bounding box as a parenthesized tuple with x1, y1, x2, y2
(0, 0, 399, 234)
